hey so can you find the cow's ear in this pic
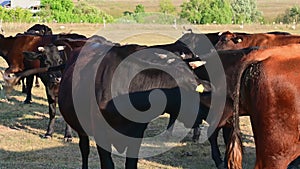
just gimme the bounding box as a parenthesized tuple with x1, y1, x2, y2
(23, 51, 42, 61)
(232, 36, 243, 44)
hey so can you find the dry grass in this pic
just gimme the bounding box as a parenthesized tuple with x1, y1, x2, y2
(2, 22, 295, 169)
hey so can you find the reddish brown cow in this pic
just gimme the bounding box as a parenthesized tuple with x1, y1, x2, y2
(227, 44, 300, 169)
(1, 34, 86, 140)
(215, 31, 299, 50)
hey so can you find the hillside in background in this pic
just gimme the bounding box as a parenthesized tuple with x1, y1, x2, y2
(82, 0, 300, 22)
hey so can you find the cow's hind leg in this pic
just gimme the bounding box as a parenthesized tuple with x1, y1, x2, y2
(222, 126, 232, 169)
(79, 134, 90, 169)
(125, 140, 141, 169)
(97, 145, 114, 169)
(165, 112, 177, 138)
(209, 127, 225, 169)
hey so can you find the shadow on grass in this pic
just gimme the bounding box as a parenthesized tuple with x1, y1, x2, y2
(0, 87, 69, 139)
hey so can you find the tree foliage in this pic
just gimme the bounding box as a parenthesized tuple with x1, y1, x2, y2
(231, 0, 263, 24)
(37, 0, 113, 23)
(275, 6, 300, 24)
(159, 0, 176, 14)
(134, 4, 145, 14)
(180, 0, 233, 24)
(0, 7, 34, 22)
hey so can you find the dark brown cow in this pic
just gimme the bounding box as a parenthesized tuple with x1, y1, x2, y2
(56, 40, 213, 169)
(24, 24, 53, 35)
(227, 44, 300, 169)
(215, 31, 298, 50)
(186, 47, 259, 169)
(175, 32, 221, 57)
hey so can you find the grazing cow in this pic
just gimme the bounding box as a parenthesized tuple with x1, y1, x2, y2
(227, 44, 300, 169)
(1, 33, 86, 139)
(57, 40, 212, 169)
(215, 31, 298, 50)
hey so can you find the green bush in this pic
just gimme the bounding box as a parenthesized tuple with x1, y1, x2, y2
(159, 0, 176, 14)
(231, 0, 263, 24)
(180, 0, 233, 24)
(275, 6, 300, 24)
(0, 7, 34, 22)
(37, 0, 113, 23)
(134, 4, 145, 14)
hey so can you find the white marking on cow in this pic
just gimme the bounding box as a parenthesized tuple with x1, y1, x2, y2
(237, 38, 243, 43)
(188, 61, 206, 69)
(180, 53, 186, 59)
(154, 52, 167, 59)
(167, 58, 175, 64)
(57, 46, 65, 51)
(38, 46, 45, 52)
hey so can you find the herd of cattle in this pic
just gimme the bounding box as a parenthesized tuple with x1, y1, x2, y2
(1, 24, 300, 169)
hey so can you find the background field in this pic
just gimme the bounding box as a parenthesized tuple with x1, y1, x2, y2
(85, 0, 300, 22)
(1, 22, 299, 169)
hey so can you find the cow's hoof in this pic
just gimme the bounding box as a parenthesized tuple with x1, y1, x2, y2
(23, 100, 31, 104)
(64, 137, 73, 142)
(41, 134, 52, 139)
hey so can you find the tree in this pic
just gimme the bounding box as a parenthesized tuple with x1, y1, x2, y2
(38, 0, 113, 23)
(231, 0, 263, 24)
(134, 4, 145, 14)
(180, 0, 233, 24)
(276, 6, 300, 24)
(159, 0, 176, 14)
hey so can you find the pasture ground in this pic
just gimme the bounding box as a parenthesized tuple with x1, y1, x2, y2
(0, 23, 298, 169)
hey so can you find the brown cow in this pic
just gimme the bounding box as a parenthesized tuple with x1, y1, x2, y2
(227, 44, 300, 169)
(215, 31, 298, 50)
(1, 34, 86, 140)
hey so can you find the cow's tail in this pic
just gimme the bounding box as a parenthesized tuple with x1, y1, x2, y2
(226, 59, 258, 169)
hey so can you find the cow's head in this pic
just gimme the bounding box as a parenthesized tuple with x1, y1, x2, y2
(215, 31, 243, 50)
(23, 44, 66, 90)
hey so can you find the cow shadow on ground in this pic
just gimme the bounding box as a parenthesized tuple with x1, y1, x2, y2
(0, 88, 67, 139)
(143, 116, 256, 169)
(0, 101, 257, 169)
